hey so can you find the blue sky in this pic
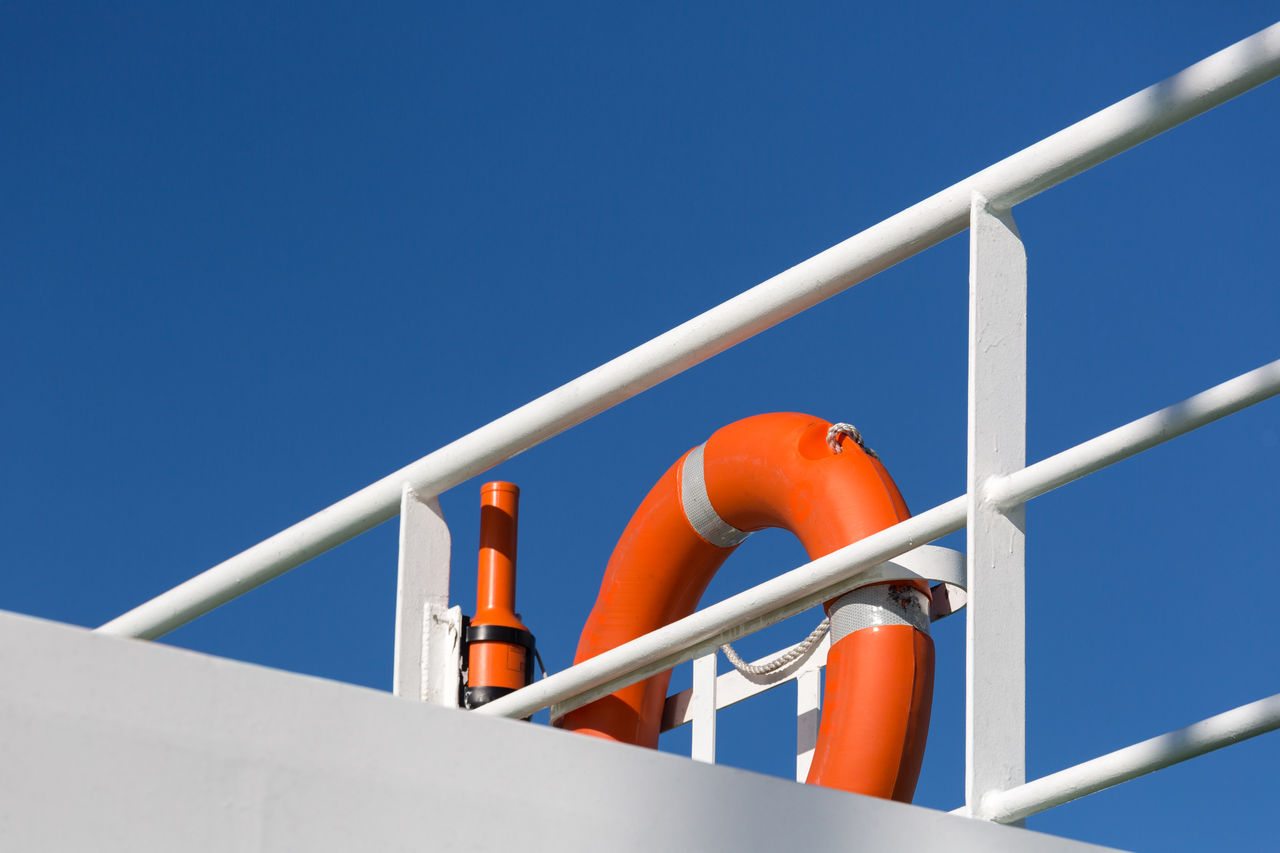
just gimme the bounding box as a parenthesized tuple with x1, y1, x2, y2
(3, 3, 1278, 849)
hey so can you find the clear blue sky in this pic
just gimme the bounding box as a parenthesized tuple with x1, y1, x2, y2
(3, 3, 1277, 849)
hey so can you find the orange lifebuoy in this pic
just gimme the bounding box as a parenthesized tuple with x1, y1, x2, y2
(558, 412, 934, 800)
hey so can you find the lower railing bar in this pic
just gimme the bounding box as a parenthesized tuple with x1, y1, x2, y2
(476, 498, 969, 721)
(975, 693, 1280, 823)
(95, 25, 1280, 642)
(990, 357, 1280, 509)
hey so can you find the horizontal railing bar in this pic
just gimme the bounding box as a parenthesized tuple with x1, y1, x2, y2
(97, 23, 1280, 641)
(475, 499, 969, 720)
(975, 693, 1280, 823)
(989, 358, 1280, 509)
(478, 358, 1280, 721)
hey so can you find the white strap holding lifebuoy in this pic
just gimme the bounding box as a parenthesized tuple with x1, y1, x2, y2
(854, 544, 968, 622)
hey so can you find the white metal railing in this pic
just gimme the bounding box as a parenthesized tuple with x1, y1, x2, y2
(94, 21, 1280, 824)
(970, 693, 1280, 823)
(661, 633, 830, 780)
(650, 544, 967, 781)
(469, 359, 1280, 701)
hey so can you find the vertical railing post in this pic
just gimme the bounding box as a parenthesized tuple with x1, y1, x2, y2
(966, 192, 1028, 819)
(394, 484, 462, 705)
(691, 651, 718, 763)
(795, 664, 822, 782)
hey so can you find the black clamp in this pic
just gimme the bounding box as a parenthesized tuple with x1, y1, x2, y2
(461, 617, 538, 710)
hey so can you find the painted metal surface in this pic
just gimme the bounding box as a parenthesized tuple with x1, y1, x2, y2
(795, 666, 822, 782)
(972, 693, 1280, 824)
(966, 194, 1028, 818)
(691, 652, 717, 763)
(835, 544, 967, 619)
(392, 485, 452, 702)
(988, 358, 1280, 509)
(0, 609, 1120, 853)
(96, 22, 1280, 642)
(420, 603, 463, 707)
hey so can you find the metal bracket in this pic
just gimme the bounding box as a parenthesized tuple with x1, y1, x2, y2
(394, 485, 458, 704)
(421, 603, 464, 707)
(848, 544, 968, 622)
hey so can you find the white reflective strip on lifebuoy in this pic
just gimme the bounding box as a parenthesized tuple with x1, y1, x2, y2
(680, 443, 751, 549)
(829, 584, 931, 643)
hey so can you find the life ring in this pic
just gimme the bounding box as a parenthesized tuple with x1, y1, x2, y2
(557, 412, 934, 801)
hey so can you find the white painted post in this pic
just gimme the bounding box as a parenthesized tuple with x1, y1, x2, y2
(966, 192, 1027, 819)
(795, 667, 821, 782)
(691, 651, 718, 763)
(394, 485, 461, 705)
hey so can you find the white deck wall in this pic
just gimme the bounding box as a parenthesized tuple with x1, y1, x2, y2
(0, 609, 1114, 853)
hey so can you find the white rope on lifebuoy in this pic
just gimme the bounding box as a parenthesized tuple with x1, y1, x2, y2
(827, 422, 878, 459)
(720, 617, 830, 678)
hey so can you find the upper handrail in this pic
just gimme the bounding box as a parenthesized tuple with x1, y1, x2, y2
(97, 22, 1280, 641)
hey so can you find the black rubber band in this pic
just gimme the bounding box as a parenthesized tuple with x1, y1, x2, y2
(462, 621, 539, 711)
(465, 685, 518, 707)
(466, 623, 536, 650)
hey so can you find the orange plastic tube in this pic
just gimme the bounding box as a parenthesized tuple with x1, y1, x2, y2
(468, 482, 532, 700)
(558, 413, 934, 800)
